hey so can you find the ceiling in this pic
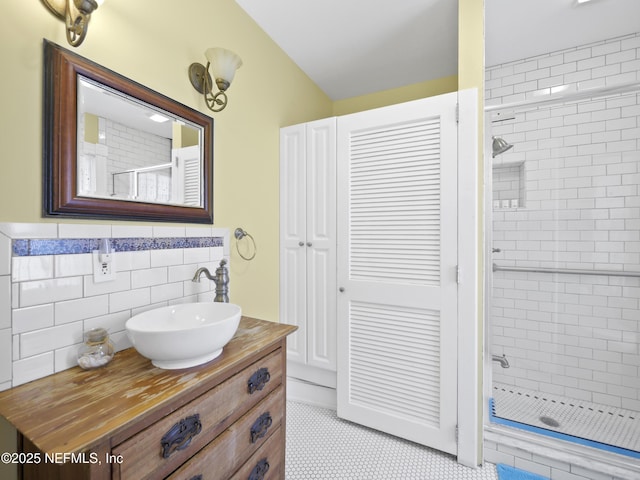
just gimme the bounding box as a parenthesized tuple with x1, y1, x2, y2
(235, 0, 640, 101)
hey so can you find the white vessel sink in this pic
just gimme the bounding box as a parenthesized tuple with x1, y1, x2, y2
(125, 302, 241, 369)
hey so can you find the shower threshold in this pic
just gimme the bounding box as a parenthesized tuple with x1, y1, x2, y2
(490, 383, 640, 459)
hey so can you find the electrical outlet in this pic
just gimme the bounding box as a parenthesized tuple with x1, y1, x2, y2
(93, 250, 116, 283)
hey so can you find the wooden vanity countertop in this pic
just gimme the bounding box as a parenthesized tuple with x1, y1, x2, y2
(0, 316, 296, 456)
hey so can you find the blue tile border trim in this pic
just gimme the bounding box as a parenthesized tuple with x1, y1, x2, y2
(489, 398, 640, 459)
(12, 236, 224, 256)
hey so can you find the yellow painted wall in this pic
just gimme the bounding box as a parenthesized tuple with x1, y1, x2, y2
(0, 0, 332, 324)
(333, 75, 458, 116)
(0, 1, 484, 475)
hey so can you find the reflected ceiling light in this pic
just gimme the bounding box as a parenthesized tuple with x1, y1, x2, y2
(492, 136, 514, 158)
(188, 48, 243, 113)
(42, 0, 106, 47)
(149, 113, 169, 123)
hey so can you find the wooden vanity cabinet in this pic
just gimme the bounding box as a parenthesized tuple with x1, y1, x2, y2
(0, 317, 296, 480)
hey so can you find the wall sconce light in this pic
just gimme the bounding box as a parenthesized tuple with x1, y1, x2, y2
(188, 48, 243, 113)
(42, 0, 105, 47)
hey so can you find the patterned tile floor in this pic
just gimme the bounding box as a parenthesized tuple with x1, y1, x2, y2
(285, 401, 499, 480)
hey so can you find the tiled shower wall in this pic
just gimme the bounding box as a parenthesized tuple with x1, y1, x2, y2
(486, 33, 640, 412)
(0, 222, 229, 391)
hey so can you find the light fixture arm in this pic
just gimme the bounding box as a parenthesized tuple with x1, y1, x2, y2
(202, 62, 229, 113)
(42, 0, 101, 47)
(65, 1, 90, 47)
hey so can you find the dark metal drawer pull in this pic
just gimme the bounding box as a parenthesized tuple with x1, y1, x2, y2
(250, 412, 272, 444)
(160, 414, 202, 458)
(248, 458, 270, 480)
(248, 368, 270, 394)
(189, 476, 203, 480)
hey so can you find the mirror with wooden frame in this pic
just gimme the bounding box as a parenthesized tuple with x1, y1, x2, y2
(43, 40, 214, 223)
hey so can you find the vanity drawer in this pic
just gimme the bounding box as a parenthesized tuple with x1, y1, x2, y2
(165, 386, 284, 480)
(229, 426, 284, 480)
(112, 350, 282, 480)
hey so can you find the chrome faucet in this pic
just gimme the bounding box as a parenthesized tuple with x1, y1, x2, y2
(492, 354, 510, 368)
(192, 259, 229, 303)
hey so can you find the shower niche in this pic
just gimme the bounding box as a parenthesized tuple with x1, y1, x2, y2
(492, 161, 524, 210)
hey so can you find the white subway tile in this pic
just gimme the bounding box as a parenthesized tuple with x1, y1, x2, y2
(0, 223, 58, 239)
(0, 329, 11, 383)
(0, 234, 10, 276)
(150, 248, 184, 267)
(55, 343, 82, 372)
(84, 271, 131, 297)
(111, 225, 153, 238)
(131, 267, 168, 289)
(153, 226, 185, 238)
(55, 253, 92, 278)
(13, 304, 54, 333)
(12, 256, 54, 282)
(0, 276, 9, 329)
(55, 295, 109, 325)
(83, 311, 131, 338)
(109, 288, 151, 313)
(58, 224, 111, 239)
(19, 277, 83, 308)
(12, 352, 54, 386)
(20, 322, 83, 357)
(151, 282, 185, 304)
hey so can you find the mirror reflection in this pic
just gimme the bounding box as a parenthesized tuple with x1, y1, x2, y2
(77, 77, 204, 207)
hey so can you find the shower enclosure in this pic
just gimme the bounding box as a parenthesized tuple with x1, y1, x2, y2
(486, 85, 640, 457)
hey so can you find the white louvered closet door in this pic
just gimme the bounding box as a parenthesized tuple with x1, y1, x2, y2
(337, 93, 458, 455)
(172, 145, 202, 206)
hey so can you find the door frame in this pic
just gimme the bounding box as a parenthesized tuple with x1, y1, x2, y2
(456, 88, 481, 467)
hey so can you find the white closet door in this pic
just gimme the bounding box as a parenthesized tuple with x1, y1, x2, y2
(171, 145, 201, 206)
(280, 124, 307, 363)
(306, 118, 337, 371)
(337, 93, 459, 455)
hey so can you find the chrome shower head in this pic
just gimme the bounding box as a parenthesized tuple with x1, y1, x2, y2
(492, 136, 513, 158)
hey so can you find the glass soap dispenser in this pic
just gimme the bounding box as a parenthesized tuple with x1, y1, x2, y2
(77, 328, 115, 370)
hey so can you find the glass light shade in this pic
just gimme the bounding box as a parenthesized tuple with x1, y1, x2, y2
(205, 48, 243, 85)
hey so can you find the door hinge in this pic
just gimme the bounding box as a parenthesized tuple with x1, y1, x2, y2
(455, 103, 459, 124)
(456, 265, 461, 284)
(455, 425, 459, 442)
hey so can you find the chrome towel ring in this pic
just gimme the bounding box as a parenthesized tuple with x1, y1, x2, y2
(234, 227, 257, 260)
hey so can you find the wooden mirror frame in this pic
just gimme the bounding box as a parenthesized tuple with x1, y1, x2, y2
(43, 40, 214, 223)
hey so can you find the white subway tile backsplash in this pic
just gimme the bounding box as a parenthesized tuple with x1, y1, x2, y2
(0, 224, 225, 390)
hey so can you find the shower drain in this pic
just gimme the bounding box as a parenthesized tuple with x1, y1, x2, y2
(539, 416, 560, 428)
